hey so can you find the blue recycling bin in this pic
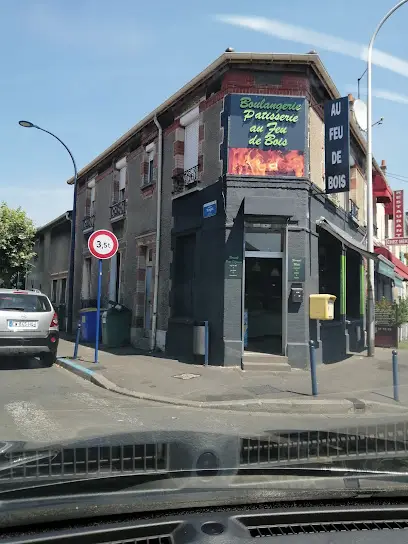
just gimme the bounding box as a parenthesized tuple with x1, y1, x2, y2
(79, 308, 102, 342)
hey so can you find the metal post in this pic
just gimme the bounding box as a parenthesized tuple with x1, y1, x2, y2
(204, 320, 209, 366)
(366, 0, 408, 357)
(18, 122, 78, 334)
(392, 349, 399, 402)
(94, 259, 103, 364)
(73, 320, 81, 360)
(67, 173, 78, 335)
(309, 340, 318, 396)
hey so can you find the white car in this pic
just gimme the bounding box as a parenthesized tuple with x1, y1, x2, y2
(0, 288, 59, 366)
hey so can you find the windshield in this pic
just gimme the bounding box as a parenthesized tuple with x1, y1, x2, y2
(1, 0, 408, 527)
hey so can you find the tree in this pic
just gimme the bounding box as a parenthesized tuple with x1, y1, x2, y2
(0, 202, 36, 288)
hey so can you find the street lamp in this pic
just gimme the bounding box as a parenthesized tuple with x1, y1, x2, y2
(19, 120, 78, 335)
(366, 0, 408, 357)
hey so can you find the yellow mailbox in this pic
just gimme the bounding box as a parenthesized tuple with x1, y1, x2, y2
(309, 294, 337, 320)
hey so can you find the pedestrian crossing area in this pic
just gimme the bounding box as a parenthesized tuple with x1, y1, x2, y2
(1, 384, 146, 443)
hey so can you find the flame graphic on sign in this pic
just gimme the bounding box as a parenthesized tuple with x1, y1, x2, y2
(228, 148, 304, 177)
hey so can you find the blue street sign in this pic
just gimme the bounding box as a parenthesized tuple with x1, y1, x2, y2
(203, 200, 217, 219)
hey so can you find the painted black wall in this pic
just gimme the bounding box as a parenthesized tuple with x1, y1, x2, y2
(166, 180, 226, 364)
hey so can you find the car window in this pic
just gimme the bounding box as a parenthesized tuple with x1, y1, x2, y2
(0, 294, 51, 312)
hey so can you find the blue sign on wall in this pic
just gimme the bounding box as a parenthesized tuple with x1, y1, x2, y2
(225, 94, 307, 178)
(324, 96, 350, 194)
(203, 200, 217, 218)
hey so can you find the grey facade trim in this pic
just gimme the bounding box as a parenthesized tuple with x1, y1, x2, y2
(316, 217, 376, 260)
(244, 196, 295, 218)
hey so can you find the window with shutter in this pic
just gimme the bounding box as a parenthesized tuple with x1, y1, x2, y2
(184, 117, 199, 172)
(119, 166, 127, 201)
(90, 186, 96, 215)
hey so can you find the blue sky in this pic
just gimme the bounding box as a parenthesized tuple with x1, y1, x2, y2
(2, 0, 408, 226)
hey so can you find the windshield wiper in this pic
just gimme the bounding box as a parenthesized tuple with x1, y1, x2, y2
(1, 307, 26, 311)
(0, 465, 406, 500)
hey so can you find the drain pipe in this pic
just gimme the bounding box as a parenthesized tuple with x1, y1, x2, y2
(151, 115, 163, 351)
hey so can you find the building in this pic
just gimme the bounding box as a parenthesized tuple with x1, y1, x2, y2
(26, 211, 72, 330)
(30, 51, 407, 368)
(373, 160, 408, 301)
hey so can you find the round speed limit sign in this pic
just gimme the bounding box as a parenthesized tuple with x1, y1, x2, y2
(88, 229, 119, 260)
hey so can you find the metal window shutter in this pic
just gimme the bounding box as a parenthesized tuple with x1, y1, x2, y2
(184, 118, 199, 171)
(119, 167, 127, 191)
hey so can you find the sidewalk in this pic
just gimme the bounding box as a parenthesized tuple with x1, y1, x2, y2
(56, 338, 408, 416)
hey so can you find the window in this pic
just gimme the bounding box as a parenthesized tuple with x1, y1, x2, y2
(115, 157, 127, 202)
(119, 166, 126, 201)
(147, 151, 154, 185)
(51, 279, 58, 303)
(60, 278, 67, 304)
(90, 186, 96, 215)
(87, 178, 96, 216)
(144, 142, 156, 187)
(180, 107, 199, 173)
(109, 252, 122, 303)
(0, 293, 51, 312)
(81, 258, 92, 300)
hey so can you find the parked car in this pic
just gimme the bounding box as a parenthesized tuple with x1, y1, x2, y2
(0, 288, 59, 366)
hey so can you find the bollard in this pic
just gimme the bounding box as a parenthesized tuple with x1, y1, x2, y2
(392, 349, 399, 402)
(73, 320, 81, 360)
(309, 340, 318, 396)
(204, 320, 209, 367)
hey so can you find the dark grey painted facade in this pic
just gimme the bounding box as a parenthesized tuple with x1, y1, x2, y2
(166, 175, 365, 368)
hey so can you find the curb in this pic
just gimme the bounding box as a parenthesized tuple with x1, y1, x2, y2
(56, 357, 406, 416)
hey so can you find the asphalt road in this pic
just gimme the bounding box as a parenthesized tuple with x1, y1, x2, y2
(1, 355, 408, 445)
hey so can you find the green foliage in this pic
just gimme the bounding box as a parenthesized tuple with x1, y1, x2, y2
(0, 202, 36, 288)
(375, 296, 408, 327)
(396, 297, 408, 327)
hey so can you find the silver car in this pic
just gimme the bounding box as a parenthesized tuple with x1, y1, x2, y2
(0, 288, 59, 366)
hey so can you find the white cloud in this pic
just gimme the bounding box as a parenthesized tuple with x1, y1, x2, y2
(346, 85, 408, 105)
(215, 15, 408, 78)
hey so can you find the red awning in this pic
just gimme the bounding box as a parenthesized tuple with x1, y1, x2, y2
(373, 172, 393, 204)
(375, 246, 408, 280)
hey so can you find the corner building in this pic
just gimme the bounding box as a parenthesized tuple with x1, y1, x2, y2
(70, 52, 375, 370)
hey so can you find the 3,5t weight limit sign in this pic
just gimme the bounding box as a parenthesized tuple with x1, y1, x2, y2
(324, 96, 350, 194)
(88, 229, 119, 260)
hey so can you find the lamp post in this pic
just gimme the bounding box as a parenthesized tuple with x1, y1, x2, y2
(366, 0, 408, 357)
(19, 120, 78, 334)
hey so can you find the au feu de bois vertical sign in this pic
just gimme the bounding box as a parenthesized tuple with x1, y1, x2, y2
(324, 96, 350, 194)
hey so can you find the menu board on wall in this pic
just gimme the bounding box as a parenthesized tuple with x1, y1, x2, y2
(225, 94, 307, 178)
(394, 189, 404, 238)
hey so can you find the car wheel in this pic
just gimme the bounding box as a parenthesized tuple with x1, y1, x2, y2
(40, 352, 56, 367)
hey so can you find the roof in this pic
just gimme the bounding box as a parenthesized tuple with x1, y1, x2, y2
(66, 50, 380, 186)
(36, 210, 72, 234)
(66, 51, 353, 185)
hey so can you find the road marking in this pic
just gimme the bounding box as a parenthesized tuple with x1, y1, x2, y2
(70, 392, 142, 426)
(4, 401, 64, 442)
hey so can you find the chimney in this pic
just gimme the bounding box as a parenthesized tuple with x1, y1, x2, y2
(380, 159, 387, 173)
(348, 93, 355, 105)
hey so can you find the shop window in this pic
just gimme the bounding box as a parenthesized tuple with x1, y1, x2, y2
(346, 249, 361, 318)
(318, 229, 341, 320)
(172, 233, 196, 317)
(245, 229, 283, 252)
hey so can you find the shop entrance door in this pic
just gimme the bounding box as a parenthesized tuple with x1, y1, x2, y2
(244, 254, 283, 355)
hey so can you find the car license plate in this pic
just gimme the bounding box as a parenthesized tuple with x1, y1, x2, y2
(8, 320, 38, 330)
